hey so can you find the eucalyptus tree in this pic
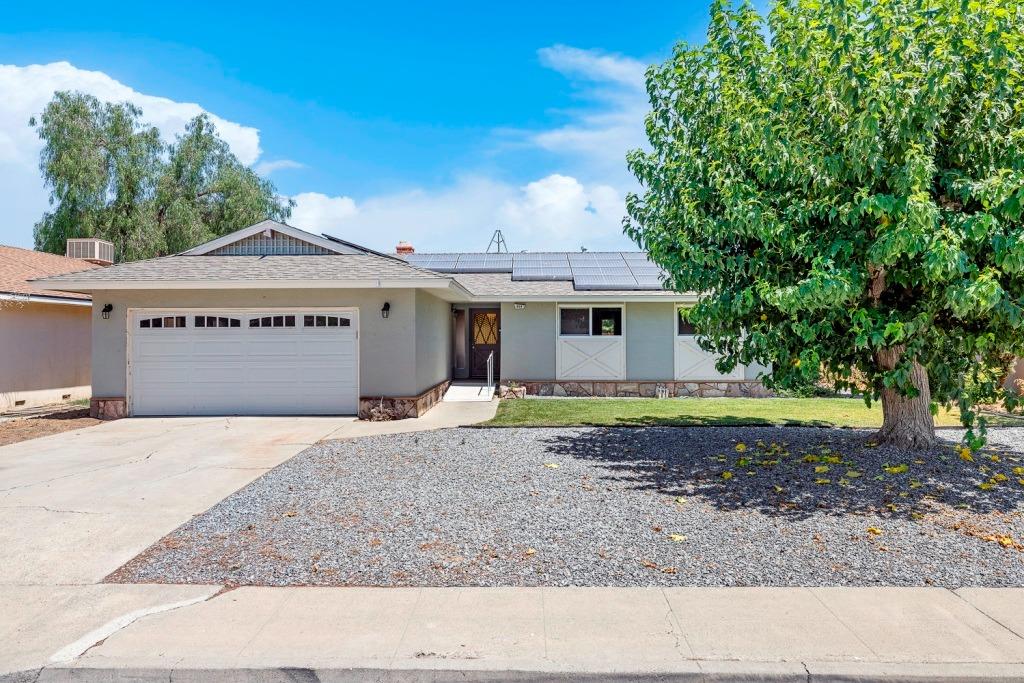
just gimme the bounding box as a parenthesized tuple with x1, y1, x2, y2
(626, 0, 1024, 448)
(32, 91, 292, 261)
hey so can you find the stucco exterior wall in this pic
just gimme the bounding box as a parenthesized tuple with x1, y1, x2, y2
(0, 300, 92, 410)
(499, 301, 556, 380)
(414, 290, 452, 394)
(625, 302, 675, 380)
(89, 288, 422, 401)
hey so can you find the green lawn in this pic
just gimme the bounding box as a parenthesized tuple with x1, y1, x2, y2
(485, 397, 1019, 429)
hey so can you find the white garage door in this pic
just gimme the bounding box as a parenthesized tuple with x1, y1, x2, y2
(129, 310, 358, 416)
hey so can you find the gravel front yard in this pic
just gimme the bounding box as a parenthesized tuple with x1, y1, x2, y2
(109, 426, 1024, 588)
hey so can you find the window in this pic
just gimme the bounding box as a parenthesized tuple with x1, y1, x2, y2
(140, 316, 186, 329)
(194, 316, 241, 328)
(559, 308, 589, 335)
(249, 315, 295, 328)
(303, 315, 351, 328)
(592, 308, 622, 336)
(677, 311, 696, 335)
(559, 307, 622, 336)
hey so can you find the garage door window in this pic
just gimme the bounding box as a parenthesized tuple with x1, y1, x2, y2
(249, 315, 296, 328)
(140, 316, 186, 329)
(304, 315, 350, 328)
(194, 316, 241, 328)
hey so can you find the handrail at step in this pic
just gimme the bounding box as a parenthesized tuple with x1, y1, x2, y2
(486, 350, 495, 397)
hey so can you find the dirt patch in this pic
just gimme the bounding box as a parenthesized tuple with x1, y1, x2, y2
(0, 407, 101, 447)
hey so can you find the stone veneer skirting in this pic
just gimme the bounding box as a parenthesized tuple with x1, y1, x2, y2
(358, 380, 451, 420)
(507, 380, 772, 399)
(90, 397, 127, 420)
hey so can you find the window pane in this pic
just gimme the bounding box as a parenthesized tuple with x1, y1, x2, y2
(559, 308, 589, 335)
(316, 315, 326, 327)
(152, 318, 163, 328)
(327, 316, 338, 327)
(304, 315, 314, 327)
(677, 314, 695, 335)
(592, 308, 622, 336)
(272, 315, 283, 327)
(196, 317, 206, 328)
(285, 315, 295, 327)
(249, 318, 259, 327)
(140, 319, 150, 328)
(163, 316, 175, 328)
(230, 318, 240, 327)
(176, 317, 186, 328)
(339, 317, 351, 327)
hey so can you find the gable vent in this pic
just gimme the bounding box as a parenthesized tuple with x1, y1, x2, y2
(208, 230, 334, 256)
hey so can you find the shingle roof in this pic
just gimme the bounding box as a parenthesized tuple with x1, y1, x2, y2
(0, 245, 99, 300)
(451, 273, 683, 298)
(34, 253, 449, 285)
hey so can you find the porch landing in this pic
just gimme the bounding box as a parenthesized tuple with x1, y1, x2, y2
(443, 381, 495, 402)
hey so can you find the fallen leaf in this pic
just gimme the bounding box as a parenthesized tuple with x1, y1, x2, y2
(909, 480, 922, 489)
(814, 465, 830, 473)
(959, 447, 974, 462)
(735, 443, 747, 453)
(773, 485, 784, 493)
(990, 455, 1001, 463)
(524, 548, 537, 556)
(846, 470, 862, 478)
(883, 464, 909, 475)
(721, 471, 734, 480)
(668, 534, 687, 542)
(674, 496, 686, 504)
(993, 473, 1008, 482)
(978, 482, 995, 490)
(543, 462, 560, 469)
(661, 566, 678, 574)
(1013, 467, 1024, 476)
(866, 526, 883, 536)
(815, 478, 831, 485)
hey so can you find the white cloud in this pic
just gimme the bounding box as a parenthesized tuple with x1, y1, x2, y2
(253, 159, 304, 175)
(289, 191, 358, 228)
(0, 62, 265, 247)
(289, 174, 626, 253)
(0, 62, 262, 166)
(290, 45, 650, 253)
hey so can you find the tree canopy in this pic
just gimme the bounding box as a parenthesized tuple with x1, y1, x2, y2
(626, 0, 1024, 448)
(31, 91, 293, 262)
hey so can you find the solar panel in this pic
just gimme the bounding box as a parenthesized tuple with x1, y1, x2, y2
(573, 272, 642, 290)
(451, 255, 512, 272)
(512, 266, 574, 281)
(404, 254, 461, 271)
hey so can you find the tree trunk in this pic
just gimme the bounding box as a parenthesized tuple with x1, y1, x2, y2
(872, 346, 937, 449)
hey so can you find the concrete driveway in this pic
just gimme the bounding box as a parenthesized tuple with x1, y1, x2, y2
(0, 416, 349, 675)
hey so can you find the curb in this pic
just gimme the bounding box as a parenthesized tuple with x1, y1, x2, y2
(7, 661, 1024, 683)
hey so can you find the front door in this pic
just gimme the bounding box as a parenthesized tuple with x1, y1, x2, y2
(469, 308, 500, 379)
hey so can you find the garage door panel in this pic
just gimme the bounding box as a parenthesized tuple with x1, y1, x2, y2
(130, 310, 358, 416)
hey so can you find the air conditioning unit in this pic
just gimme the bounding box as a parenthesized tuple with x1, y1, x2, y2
(66, 238, 114, 266)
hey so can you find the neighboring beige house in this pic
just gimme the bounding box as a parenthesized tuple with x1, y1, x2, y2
(0, 243, 105, 411)
(34, 221, 768, 420)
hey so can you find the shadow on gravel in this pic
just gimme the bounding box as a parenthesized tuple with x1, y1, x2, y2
(538, 426, 1024, 520)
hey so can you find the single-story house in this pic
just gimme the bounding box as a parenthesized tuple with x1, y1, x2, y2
(34, 220, 768, 420)
(1, 242, 107, 411)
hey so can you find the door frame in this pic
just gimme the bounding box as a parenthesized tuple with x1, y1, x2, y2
(468, 307, 501, 379)
(126, 306, 360, 416)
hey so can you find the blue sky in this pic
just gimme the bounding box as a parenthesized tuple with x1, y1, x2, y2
(0, 1, 752, 253)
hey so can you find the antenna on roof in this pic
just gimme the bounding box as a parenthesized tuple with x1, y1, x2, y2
(486, 229, 508, 253)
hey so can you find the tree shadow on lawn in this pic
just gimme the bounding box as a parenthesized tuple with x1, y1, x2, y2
(610, 414, 837, 428)
(537, 425, 1024, 521)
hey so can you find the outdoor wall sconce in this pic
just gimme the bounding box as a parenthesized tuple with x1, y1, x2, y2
(101, 303, 113, 320)
(381, 302, 391, 319)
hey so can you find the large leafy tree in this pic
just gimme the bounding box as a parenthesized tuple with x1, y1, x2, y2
(626, 0, 1024, 448)
(32, 91, 293, 262)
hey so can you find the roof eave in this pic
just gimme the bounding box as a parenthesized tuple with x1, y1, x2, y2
(1, 291, 92, 306)
(28, 277, 457, 292)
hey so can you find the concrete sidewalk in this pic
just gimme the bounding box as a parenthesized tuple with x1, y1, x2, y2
(9, 585, 1024, 682)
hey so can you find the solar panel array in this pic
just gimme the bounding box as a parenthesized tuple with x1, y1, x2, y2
(404, 251, 667, 291)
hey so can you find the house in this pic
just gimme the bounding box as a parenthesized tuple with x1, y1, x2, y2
(0, 241, 108, 411)
(34, 220, 768, 420)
